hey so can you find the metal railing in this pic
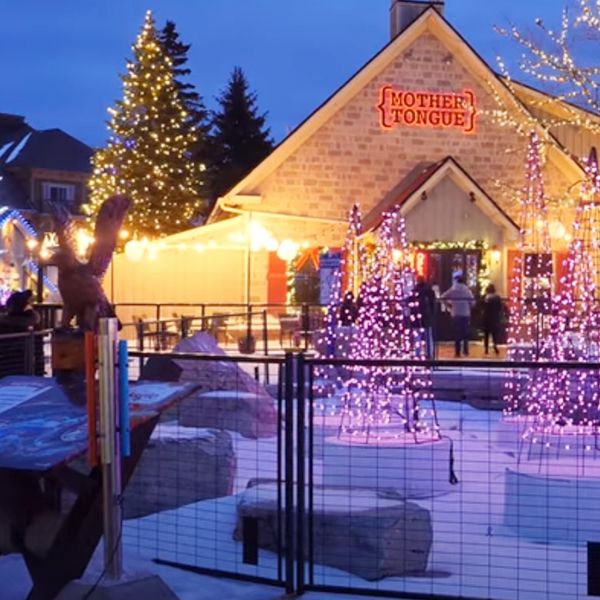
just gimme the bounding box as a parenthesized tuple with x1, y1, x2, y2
(0, 328, 53, 378)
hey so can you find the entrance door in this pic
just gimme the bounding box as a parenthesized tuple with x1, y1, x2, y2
(423, 249, 481, 342)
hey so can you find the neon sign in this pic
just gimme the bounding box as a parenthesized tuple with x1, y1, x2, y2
(377, 86, 477, 134)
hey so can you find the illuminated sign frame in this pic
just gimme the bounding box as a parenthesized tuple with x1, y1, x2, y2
(377, 86, 477, 134)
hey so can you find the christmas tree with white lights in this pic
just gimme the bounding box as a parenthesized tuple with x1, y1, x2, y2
(88, 10, 203, 238)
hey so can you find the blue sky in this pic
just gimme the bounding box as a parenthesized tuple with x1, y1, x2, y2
(0, 0, 570, 148)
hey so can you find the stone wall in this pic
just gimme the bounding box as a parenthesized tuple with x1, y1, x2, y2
(243, 32, 578, 248)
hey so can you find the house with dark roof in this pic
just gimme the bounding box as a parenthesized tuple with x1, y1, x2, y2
(0, 113, 92, 300)
(0, 113, 92, 214)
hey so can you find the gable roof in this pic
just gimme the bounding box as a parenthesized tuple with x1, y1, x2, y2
(363, 156, 519, 235)
(1, 128, 93, 173)
(510, 79, 600, 126)
(209, 6, 584, 224)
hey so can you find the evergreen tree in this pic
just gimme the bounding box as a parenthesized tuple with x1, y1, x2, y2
(209, 66, 274, 202)
(159, 20, 208, 132)
(88, 11, 203, 238)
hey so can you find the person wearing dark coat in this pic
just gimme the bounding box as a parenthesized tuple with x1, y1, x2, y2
(482, 283, 503, 355)
(2, 290, 40, 332)
(339, 291, 358, 326)
(413, 276, 437, 358)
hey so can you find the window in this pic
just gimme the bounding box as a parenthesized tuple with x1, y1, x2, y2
(42, 183, 75, 204)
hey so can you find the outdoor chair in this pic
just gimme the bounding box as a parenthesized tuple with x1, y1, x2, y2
(209, 313, 230, 344)
(278, 313, 301, 347)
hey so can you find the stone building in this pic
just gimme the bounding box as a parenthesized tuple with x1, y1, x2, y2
(108, 1, 596, 318)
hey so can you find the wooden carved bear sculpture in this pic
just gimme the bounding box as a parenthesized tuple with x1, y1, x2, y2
(50, 195, 131, 332)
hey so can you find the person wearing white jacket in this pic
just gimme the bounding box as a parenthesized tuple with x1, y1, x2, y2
(441, 276, 475, 357)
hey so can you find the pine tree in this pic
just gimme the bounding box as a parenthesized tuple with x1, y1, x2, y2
(208, 66, 274, 202)
(159, 20, 208, 133)
(88, 11, 203, 238)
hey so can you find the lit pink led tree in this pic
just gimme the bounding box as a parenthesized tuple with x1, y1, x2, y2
(338, 207, 439, 443)
(503, 131, 554, 417)
(524, 147, 600, 440)
(314, 204, 363, 400)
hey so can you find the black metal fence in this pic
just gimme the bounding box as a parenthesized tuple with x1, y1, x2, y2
(0, 328, 53, 379)
(118, 350, 600, 600)
(124, 350, 292, 591)
(112, 299, 510, 360)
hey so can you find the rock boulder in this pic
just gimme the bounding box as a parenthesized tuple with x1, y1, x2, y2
(140, 332, 278, 438)
(124, 425, 236, 519)
(233, 482, 432, 580)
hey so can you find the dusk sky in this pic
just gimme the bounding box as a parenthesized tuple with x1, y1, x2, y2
(0, 0, 571, 148)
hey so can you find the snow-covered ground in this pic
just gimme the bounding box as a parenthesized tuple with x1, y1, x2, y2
(1, 394, 596, 599)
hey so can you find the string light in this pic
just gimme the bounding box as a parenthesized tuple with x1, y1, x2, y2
(521, 146, 600, 455)
(315, 204, 439, 444)
(503, 131, 554, 417)
(87, 10, 203, 239)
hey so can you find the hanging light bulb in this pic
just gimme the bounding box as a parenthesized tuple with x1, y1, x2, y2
(125, 240, 144, 262)
(277, 239, 300, 262)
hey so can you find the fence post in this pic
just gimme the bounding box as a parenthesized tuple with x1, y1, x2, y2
(98, 317, 123, 581)
(26, 330, 35, 375)
(296, 352, 306, 593)
(262, 310, 270, 385)
(201, 304, 206, 331)
(284, 352, 295, 595)
(155, 304, 160, 323)
(302, 304, 310, 350)
(136, 320, 144, 375)
(247, 304, 253, 347)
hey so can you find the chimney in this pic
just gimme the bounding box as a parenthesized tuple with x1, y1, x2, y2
(390, 0, 445, 39)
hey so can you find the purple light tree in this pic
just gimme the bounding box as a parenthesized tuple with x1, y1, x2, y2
(523, 147, 600, 448)
(338, 207, 439, 444)
(314, 204, 363, 401)
(503, 131, 554, 418)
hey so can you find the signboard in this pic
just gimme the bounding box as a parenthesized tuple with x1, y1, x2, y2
(377, 86, 477, 134)
(319, 251, 342, 305)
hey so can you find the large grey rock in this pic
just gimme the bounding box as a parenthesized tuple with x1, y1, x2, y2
(124, 425, 236, 519)
(233, 482, 432, 580)
(141, 332, 278, 438)
(179, 390, 276, 439)
(427, 370, 515, 410)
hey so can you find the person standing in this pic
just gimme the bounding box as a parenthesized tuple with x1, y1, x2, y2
(413, 276, 436, 358)
(441, 276, 475, 357)
(339, 291, 358, 326)
(482, 283, 502, 355)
